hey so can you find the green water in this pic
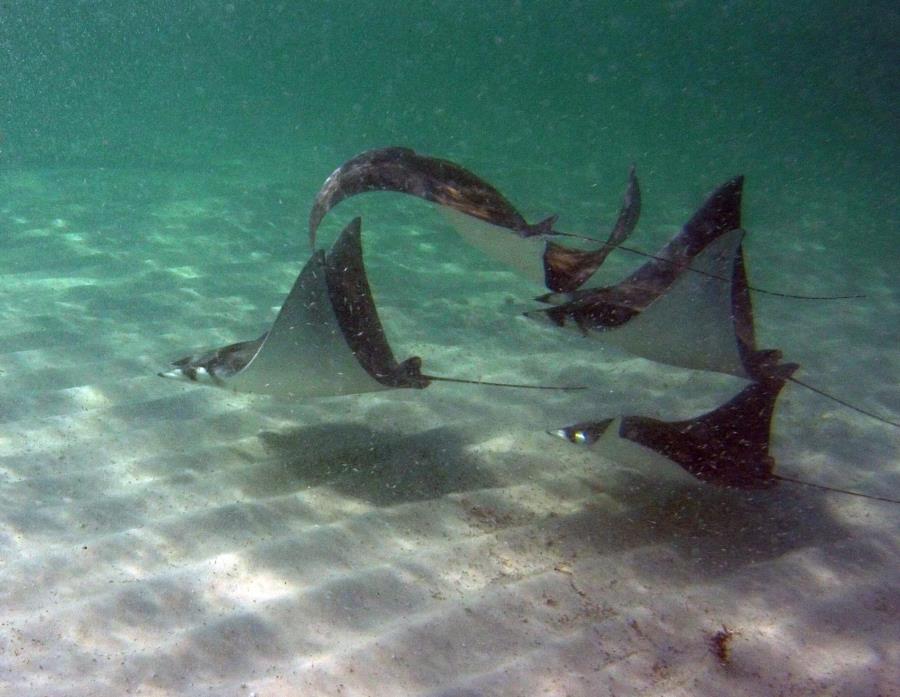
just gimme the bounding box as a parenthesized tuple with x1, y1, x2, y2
(3, 2, 897, 248)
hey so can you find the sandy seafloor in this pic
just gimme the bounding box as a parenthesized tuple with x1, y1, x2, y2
(0, 161, 897, 697)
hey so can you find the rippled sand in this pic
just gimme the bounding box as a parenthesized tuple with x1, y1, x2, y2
(0, 168, 897, 696)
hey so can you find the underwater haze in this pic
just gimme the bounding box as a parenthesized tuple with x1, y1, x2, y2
(1, 2, 898, 696)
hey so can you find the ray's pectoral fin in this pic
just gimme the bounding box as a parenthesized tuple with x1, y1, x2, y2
(322, 217, 430, 389)
(309, 146, 545, 248)
(592, 228, 755, 376)
(553, 363, 798, 488)
(161, 217, 429, 398)
(311, 146, 569, 288)
(543, 165, 641, 293)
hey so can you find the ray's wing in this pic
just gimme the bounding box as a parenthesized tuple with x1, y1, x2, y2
(543, 164, 642, 293)
(541, 176, 744, 313)
(308, 146, 553, 248)
(572, 229, 766, 377)
(322, 217, 430, 389)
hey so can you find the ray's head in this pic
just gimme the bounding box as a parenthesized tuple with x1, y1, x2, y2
(158, 358, 222, 386)
(158, 337, 263, 388)
(550, 419, 614, 446)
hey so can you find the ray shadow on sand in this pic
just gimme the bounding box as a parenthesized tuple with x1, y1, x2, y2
(254, 423, 497, 506)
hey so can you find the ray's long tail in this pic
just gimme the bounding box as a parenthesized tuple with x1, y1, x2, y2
(789, 376, 899, 429)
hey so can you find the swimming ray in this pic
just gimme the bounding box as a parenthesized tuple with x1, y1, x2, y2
(553, 363, 798, 488)
(161, 217, 579, 398)
(551, 365, 900, 503)
(308, 146, 639, 292)
(160, 217, 430, 398)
